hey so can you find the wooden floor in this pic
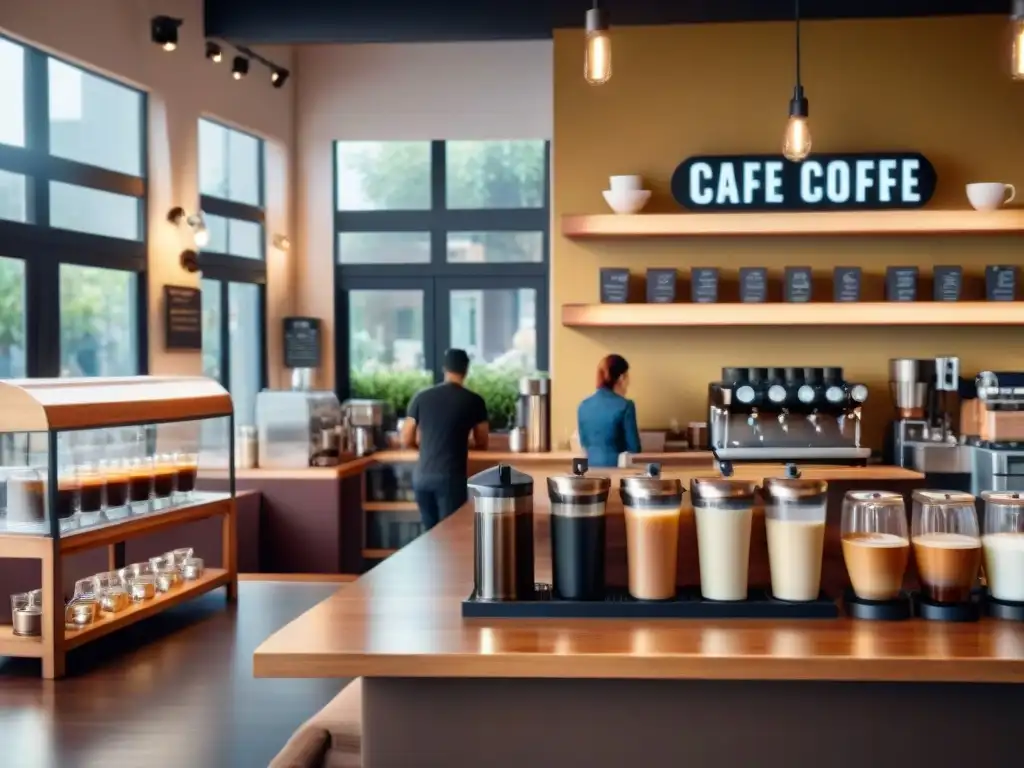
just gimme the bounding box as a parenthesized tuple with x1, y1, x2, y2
(0, 580, 348, 768)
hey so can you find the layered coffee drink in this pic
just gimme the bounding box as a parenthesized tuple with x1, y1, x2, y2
(6, 472, 45, 525)
(152, 459, 177, 499)
(691, 478, 758, 602)
(104, 470, 130, 509)
(77, 466, 105, 515)
(841, 533, 910, 601)
(622, 465, 684, 601)
(763, 473, 828, 602)
(913, 532, 981, 604)
(55, 476, 81, 520)
(128, 462, 154, 505)
(175, 454, 199, 495)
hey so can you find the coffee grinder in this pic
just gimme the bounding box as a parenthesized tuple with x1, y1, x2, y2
(885, 357, 972, 489)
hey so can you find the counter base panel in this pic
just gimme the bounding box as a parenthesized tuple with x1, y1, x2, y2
(364, 677, 1024, 768)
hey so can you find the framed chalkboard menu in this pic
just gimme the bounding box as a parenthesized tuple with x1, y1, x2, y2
(164, 285, 202, 351)
(283, 317, 322, 369)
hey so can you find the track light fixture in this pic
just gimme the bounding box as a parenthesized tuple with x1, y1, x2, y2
(271, 67, 290, 88)
(167, 207, 209, 249)
(584, 0, 611, 85)
(205, 41, 223, 63)
(179, 249, 200, 274)
(151, 16, 182, 52)
(232, 56, 249, 80)
(272, 234, 291, 251)
(1012, 0, 1024, 80)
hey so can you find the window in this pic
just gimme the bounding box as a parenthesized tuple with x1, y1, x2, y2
(335, 140, 549, 427)
(198, 119, 267, 424)
(0, 36, 147, 378)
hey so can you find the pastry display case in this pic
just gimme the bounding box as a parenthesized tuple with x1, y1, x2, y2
(0, 376, 239, 679)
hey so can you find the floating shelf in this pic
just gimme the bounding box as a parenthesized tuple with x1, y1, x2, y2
(363, 548, 397, 559)
(363, 501, 418, 513)
(561, 210, 1024, 238)
(0, 625, 43, 658)
(562, 302, 1024, 328)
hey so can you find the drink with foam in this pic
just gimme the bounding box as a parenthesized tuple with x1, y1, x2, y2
(981, 491, 1024, 603)
(691, 477, 758, 601)
(841, 491, 910, 602)
(763, 472, 828, 602)
(911, 490, 980, 604)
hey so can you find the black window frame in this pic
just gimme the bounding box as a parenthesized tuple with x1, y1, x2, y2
(0, 35, 149, 378)
(197, 117, 269, 397)
(334, 139, 551, 402)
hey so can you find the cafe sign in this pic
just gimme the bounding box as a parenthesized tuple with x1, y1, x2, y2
(671, 152, 937, 212)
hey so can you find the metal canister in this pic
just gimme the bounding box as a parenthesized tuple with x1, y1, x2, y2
(468, 464, 535, 601)
(518, 377, 551, 453)
(547, 458, 610, 600)
(236, 426, 258, 469)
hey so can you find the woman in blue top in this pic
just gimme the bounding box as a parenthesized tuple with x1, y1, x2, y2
(577, 354, 642, 468)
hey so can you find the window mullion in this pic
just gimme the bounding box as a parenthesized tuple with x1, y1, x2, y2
(24, 48, 49, 227)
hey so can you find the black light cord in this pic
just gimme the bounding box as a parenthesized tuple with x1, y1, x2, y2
(794, 0, 802, 90)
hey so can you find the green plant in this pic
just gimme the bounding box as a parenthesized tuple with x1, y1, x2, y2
(466, 365, 524, 430)
(350, 368, 432, 417)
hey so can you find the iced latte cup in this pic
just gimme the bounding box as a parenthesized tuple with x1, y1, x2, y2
(621, 464, 684, 601)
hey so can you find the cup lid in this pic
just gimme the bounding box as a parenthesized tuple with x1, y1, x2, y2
(981, 490, 1024, 506)
(844, 490, 904, 506)
(547, 457, 611, 500)
(468, 464, 533, 498)
(762, 465, 827, 500)
(690, 477, 758, 502)
(912, 490, 975, 505)
(620, 463, 684, 502)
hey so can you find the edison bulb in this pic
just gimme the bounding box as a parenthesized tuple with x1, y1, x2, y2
(585, 30, 612, 85)
(1013, 19, 1024, 80)
(782, 116, 812, 162)
(192, 225, 209, 249)
(162, 41, 176, 52)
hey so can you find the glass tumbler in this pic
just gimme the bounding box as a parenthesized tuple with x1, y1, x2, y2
(127, 456, 155, 512)
(175, 452, 199, 500)
(982, 491, 1024, 603)
(762, 472, 828, 602)
(101, 458, 131, 519)
(911, 490, 981, 604)
(76, 461, 106, 525)
(691, 477, 758, 601)
(841, 491, 910, 602)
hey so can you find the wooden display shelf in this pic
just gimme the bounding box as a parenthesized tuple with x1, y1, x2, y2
(64, 569, 230, 651)
(364, 501, 418, 512)
(562, 302, 1024, 328)
(561, 209, 1024, 238)
(363, 548, 397, 559)
(0, 626, 43, 658)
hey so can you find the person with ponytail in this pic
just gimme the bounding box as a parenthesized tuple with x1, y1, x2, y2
(576, 353, 642, 468)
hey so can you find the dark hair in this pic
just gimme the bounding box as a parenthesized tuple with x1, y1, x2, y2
(444, 348, 470, 376)
(596, 354, 629, 389)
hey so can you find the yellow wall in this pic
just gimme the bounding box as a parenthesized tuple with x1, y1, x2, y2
(552, 16, 1024, 449)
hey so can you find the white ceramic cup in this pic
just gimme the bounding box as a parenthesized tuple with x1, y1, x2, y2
(966, 182, 1016, 211)
(609, 175, 643, 193)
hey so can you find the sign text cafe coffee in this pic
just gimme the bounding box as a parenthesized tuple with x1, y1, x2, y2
(671, 152, 937, 212)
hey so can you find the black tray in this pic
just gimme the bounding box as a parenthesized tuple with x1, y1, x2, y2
(462, 584, 839, 620)
(984, 592, 1024, 622)
(844, 588, 912, 621)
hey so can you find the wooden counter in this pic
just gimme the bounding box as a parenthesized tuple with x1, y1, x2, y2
(253, 482, 1024, 684)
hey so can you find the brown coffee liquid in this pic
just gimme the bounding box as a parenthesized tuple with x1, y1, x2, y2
(6, 477, 45, 523)
(153, 465, 177, 498)
(841, 533, 909, 601)
(176, 465, 198, 493)
(105, 475, 129, 507)
(913, 532, 982, 604)
(55, 480, 79, 519)
(624, 505, 680, 601)
(128, 470, 153, 503)
(79, 478, 104, 514)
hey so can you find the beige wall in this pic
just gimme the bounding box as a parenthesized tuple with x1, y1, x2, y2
(294, 40, 553, 389)
(0, 0, 295, 385)
(552, 16, 1024, 448)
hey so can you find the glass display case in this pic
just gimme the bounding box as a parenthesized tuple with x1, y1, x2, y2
(0, 376, 238, 679)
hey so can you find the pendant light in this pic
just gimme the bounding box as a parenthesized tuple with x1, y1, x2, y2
(1012, 0, 1024, 80)
(584, 1, 612, 85)
(782, 0, 811, 162)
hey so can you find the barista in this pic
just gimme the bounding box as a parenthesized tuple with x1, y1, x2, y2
(577, 354, 641, 468)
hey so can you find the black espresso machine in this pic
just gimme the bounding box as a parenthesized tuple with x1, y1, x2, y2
(707, 366, 871, 462)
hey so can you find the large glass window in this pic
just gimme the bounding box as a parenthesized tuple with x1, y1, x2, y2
(199, 118, 267, 423)
(335, 140, 549, 424)
(0, 36, 147, 378)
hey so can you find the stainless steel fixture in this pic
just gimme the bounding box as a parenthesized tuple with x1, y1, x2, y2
(468, 464, 535, 601)
(518, 376, 551, 453)
(255, 390, 342, 469)
(341, 399, 387, 457)
(707, 366, 871, 461)
(508, 426, 527, 453)
(236, 425, 258, 469)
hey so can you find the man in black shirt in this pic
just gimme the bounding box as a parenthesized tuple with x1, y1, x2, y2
(400, 348, 489, 529)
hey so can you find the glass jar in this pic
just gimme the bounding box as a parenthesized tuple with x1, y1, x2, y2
(841, 491, 910, 602)
(119, 561, 154, 586)
(911, 490, 981, 604)
(10, 589, 42, 636)
(129, 574, 157, 601)
(65, 577, 99, 630)
(981, 491, 1024, 603)
(5, 468, 47, 530)
(762, 469, 828, 602)
(181, 557, 204, 580)
(690, 477, 757, 601)
(155, 565, 182, 593)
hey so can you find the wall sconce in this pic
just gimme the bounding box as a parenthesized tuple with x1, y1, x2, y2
(179, 249, 200, 274)
(272, 234, 291, 251)
(167, 206, 210, 249)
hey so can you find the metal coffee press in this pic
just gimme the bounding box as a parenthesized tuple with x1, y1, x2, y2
(468, 464, 535, 601)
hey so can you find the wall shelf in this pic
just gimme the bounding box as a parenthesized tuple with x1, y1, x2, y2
(560, 210, 1024, 238)
(363, 501, 418, 513)
(562, 302, 1024, 328)
(363, 548, 397, 559)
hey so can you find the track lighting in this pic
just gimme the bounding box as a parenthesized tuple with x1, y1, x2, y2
(168, 207, 209, 249)
(1013, 0, 1024, 80)
(232, 56, 249, 80)
(151, 16, 182, 52)
(271, 67, 290, 88)
(584, 1, 611, 85)
(179, 249, 200, 274)
(782, 0, 812, 163)
(205, 41, 223, 64)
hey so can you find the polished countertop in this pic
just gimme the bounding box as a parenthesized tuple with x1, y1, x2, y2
(252, 495, 1024, 684)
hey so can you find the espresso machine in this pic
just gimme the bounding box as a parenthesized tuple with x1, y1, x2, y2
(340, 399, 388, 457)
(886, 357, 972, 489)
(707, 366, 871, 462)
(964, 371, 1024, 495)
(255, 390, 343, 469)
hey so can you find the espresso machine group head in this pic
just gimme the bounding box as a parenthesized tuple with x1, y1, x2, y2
(708, 366, 870, 462)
